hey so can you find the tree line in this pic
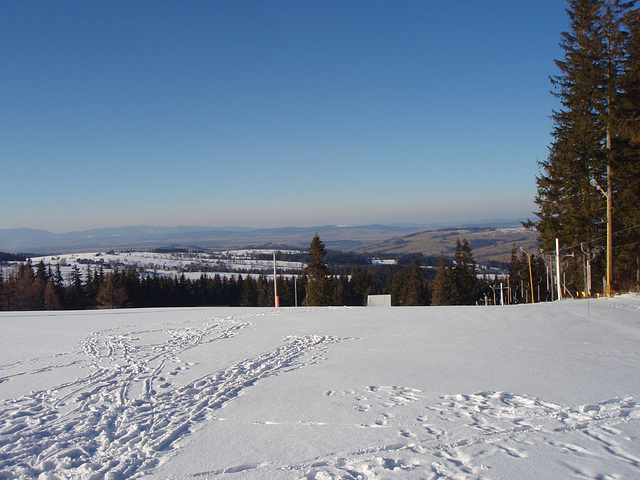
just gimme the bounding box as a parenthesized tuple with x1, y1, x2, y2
(1, 235, 528, 310)
(530, 0, 640, 293)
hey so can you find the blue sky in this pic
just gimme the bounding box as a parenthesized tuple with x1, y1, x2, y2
(1, 1, 568, 233)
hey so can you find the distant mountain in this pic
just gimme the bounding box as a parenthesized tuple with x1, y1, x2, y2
(0, 224, 428, 254)
(0, 228, 58, 253)
(0, 221, 536, 262)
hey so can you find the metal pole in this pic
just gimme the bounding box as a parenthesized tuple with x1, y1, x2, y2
(590, 179, 611, 296)
(606, 184, 612, 297)
(273, 251, 279, 307)
(605, 0, 613, 297)
(521, 248, 535, 304)
(580, 243, 591, 297)
(549, 261, 554, 302)
(545, 257, 550, 301)
(587, 256, 591, 297)
(555, 238, 562, 300)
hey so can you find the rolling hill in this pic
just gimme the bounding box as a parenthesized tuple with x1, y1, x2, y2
(0, 224, 538, 264)
(355, 226, 539, 263)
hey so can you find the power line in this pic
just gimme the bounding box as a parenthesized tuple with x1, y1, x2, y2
(614, 241, 640, 250)
(557, 222, 640, 255)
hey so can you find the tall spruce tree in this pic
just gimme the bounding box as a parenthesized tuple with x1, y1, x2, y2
(614, 5, 640, 288)
(431, 253, 453, 306)
(304, 234, 332, 306)
(532, 0, 638, 292)
(451, 239, 479, 305)
(390, 267, 409, 306)
(405, 260, 430, 306)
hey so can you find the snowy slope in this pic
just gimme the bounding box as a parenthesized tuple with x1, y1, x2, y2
(0, 297, 639, 479)
(30, 249, 306, 275)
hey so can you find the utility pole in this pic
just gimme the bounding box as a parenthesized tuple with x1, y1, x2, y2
(555, 238, 562, 300)
(590, 178, 612, 296)
(606, 169, 612, 297)
(580, 243, 596, 297)
(520, 247, 535, 303)
(604, 0, 613, 297)
(273, 251, 279, 307)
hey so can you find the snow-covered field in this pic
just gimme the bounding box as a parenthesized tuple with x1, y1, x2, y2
(1, 297, 639, 479)
(16, 249, 306, 282)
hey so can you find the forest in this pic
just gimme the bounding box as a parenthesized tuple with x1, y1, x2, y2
(0, 235, 551, 311)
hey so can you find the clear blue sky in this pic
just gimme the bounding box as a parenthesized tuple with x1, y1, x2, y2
(1, 1, 568, 233)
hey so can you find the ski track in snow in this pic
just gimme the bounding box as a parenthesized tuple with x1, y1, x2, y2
(206, 389, 640, 480)
(0, 310, 341, 480)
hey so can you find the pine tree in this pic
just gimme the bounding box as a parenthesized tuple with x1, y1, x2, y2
(304, 234, 332, 306)
(85, 266, 97, 299)
(44, 280, 63, 310)
(241, 276, 258, 306)
(53, 264, 64, 289)
(70, 265, 84, 295)
(333, 273, 350, 305)
(13, 261, 43, 310)
(257, 274, 272, 307)
(613, 5, 640, 289)
(349, 266, 378, 305)
(390, 267, 409, 305)
(0, 271, 6, 311)
(35, 260, 48, 283)
(451, 239, 478, 305)
(532, 0, 639, 292)
(405, 260, 430, 305)
(96, 273, 128, 308)
(431, 254, 453, 306)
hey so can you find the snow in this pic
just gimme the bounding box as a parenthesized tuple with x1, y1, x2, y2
(0, 249, 306, 284)
(1, 296, 639, 479)
(29, 249, 306, 274)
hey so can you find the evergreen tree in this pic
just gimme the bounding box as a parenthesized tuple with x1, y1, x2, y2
(12, 261, 43, 310)
(53, 264, 64, 289)
(389, 267, 409, 306)
(333, 272, 350, 305)
(405, 260, 430, 306)
(614, 5, 640, 289)
(69, 265, 84, 295)
(85, 266, 97, 299)
(35, 260, 48, 283)
(431, 254, 453, 306)
(451, 239, 478, 305)
(241, 275, 259, 306)
(0, 271, 4, 310)
(43, 280, 63, 310)
(304, 234, 332, 306)
(210, 274, 224, 305)
(96, 273, 128, 308)
(256, 274, 272, 307)
(349, 266, 379, 305)
(532, 0, 639, 292)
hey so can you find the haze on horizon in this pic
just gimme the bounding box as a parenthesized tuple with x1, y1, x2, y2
(1, 1, 566, 234)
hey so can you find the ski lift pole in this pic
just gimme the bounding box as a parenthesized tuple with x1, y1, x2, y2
(555, 238, 562, 300)
(273, 251, 279, 307)
(520, 247, 535, 303)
